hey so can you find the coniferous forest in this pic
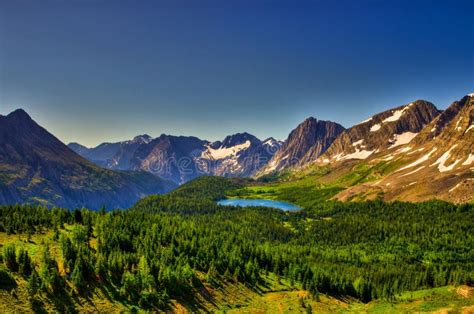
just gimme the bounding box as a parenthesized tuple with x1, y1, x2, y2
(0, 177, 473, 312)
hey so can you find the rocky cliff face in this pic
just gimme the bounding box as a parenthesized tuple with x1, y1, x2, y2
(0, 110, 176, 209)
(259, 118, 345, 174)
(318, 100, 440, 163)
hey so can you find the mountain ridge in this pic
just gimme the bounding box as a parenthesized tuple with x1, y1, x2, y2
(317, 100, 441, 164)
(259, 117, 345, 174)
(70, 131, 283, 184)
(0, 109, 176, 209)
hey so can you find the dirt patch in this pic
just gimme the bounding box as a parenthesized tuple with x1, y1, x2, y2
(458, 285, 474, 298)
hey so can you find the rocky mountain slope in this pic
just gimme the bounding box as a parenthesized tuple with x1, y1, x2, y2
(317, 100, 440, 163)
(196, 133, 282, 178)
(0, 109, 176, 209)
(259, 118, 344, 174)
(57, 93, 474, 203)
(334, 94, 473, 203)
(68, 134, 152, 169)
(128, 134, 209, 184)
(72, 132, 282, 184)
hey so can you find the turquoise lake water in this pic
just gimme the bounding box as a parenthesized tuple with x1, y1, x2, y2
(217, 199, 301, 211)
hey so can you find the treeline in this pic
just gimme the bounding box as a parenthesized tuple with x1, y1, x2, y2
(0, 196, 473, 309)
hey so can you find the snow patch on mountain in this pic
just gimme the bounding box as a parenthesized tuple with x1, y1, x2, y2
(263, 138, 279, 146)
(430, 145, 460, 173)
(356, 117, 372, 125)
(462, 154, 474, 166)
(370, 124, 381, 132)
(396, 146, 413, 154)
(336, 148, 375, 161)
(352, 139, 364, 146)
(400, 166, 425, 177)
(455, 117, 463, 131)
(398, 147, 437, 171)
(202, 140, 251, 160)
(389, 132, 418, 148)
(465, 124, 474, 133)
(382, 103, 413, 123)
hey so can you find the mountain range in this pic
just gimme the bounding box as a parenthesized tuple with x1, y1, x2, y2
(69, 132, 282, 184)
(1, 93, 472, 208)
(0, 109, 176, 210)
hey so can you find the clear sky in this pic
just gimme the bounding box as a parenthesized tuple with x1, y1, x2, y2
(1, 0, 473, 147)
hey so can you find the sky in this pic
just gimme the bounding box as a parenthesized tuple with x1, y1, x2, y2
(0, 0, 473, 147)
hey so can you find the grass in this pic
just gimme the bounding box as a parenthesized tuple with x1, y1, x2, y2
(227, 159, 408, 210)
(229, 171, 345, 209)
(344, 286, 474, 313)
(224, 285, 474, 314)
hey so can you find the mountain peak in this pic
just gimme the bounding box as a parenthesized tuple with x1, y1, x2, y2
(221, 132, 259, 148)
(7, 108, 32, 121)
(301, 116, 317, 124)
(318, 99, 440, 163)
(262, 137, 280, 145)
(259, 118, 345, 174)
(132, 134, 153, 144)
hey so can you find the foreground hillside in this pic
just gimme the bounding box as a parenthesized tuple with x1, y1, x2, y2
(0, 177, 473, 312)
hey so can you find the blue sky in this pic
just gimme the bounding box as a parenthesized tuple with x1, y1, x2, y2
(1, 0, 473, 147)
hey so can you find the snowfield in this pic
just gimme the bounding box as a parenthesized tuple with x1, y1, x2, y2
(202, 140, 251, 160)
(382, 104, 412, 123)
(389, 132, 418, 148)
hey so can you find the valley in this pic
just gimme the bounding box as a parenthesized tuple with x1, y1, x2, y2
(1, 1, 472, 312)
(0, 177, 473, 312)
(66, 93, 473, 205)
(0, 92, 472, 313)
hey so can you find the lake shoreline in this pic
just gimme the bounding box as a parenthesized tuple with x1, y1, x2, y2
(217, 198, 301, 211)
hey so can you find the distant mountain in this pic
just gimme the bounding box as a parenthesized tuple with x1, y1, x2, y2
(259, 118, 344, 174)
(68, 134, 153, 170)
(197, 133, 283, 178)
(0, 109, 176, 209)
(318, 100, 440, 163)
(129, 134, 209, 184)
(73, 132, 282, 184)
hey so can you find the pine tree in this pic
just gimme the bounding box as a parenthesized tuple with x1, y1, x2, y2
(28, 268, 41, 297)
(18, 249, 32, 276)
(95, 254, 107, 281)
(138, 256, 154, 292)
(71, 258, 85, 293)
(3, 243, 18, 272)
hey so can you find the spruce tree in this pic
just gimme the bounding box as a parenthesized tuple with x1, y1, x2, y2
(28, 268, 41, 297)
(71, 258, 85, 293)
(3, 243, 18, 272)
